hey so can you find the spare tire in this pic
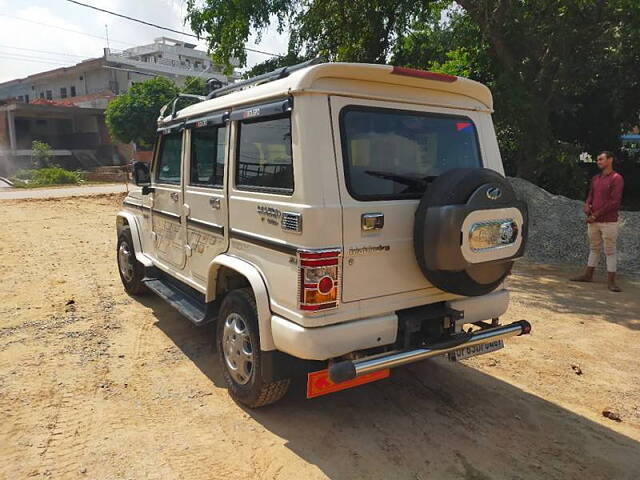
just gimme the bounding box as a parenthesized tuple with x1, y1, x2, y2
(414, 168, 528, 297)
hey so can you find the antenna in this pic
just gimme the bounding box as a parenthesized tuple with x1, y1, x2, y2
(105, 24, 110, 51)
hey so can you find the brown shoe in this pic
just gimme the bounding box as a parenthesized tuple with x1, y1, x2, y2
(571, 267, 595, 282)
(608, 272, 622, 292)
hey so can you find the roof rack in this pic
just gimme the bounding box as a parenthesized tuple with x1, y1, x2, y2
(159, 93, 206, 121)
(206, 57, 324, 100)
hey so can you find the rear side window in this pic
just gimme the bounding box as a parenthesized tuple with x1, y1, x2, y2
(236, 115, 293, 194)
(340, 107, 482, 200)
(190, 126, 227, 187)
(156, 131, 182, 184)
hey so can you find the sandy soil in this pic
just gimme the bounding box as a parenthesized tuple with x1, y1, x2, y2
(1, 195, 639, 480)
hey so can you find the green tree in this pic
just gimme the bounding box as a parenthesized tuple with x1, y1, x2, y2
(186, 0, 640, 196)
(182, 76, 209, 96)
(105, 77, 179, 148)
(31, 140, 52, 168)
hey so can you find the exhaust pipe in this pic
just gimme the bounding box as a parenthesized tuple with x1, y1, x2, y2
(329, 320, 531, 383)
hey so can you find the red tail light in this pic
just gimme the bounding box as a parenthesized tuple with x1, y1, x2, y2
(391, 66, 457, 83)
(298, 248, 341, 311)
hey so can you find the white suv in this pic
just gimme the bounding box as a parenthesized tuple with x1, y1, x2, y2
(117, 60, 530, 407)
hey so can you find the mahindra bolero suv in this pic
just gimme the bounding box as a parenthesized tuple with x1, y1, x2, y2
(116, 59, 530, 407)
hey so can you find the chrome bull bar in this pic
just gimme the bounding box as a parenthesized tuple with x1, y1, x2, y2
(328, 320, 531, 383)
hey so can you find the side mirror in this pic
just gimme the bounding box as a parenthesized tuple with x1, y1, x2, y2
(132, 161, 152, 193)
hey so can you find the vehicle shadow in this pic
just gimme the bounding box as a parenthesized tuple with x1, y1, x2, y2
(140, 295, 640, 480)
(510, 261, 640, 330)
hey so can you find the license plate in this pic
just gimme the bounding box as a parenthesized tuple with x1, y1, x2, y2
(449, 339, 504, 361)
(306, 368, 390, 399)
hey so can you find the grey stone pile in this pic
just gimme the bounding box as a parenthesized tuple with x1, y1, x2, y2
(508, 177, 640, 274)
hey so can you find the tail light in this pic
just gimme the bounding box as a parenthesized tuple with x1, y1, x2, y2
(298, 249, 341, 311)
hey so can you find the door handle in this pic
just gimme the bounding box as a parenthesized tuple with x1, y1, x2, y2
(209, 198, 221, 209)
(361, 213, 384, 231)
(170, 192, 179, 201)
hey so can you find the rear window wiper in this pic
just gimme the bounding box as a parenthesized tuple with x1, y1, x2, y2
(364, 170, 436, 189)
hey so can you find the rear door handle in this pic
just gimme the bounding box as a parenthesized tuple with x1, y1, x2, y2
(210, 198, 221, 209)
(362, 213, 384, 231)
(170, 192, 179, 201)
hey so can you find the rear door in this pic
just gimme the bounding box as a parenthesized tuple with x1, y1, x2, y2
(330, 96, 484, 302)
(183, 112, 230, 286)
(151, 128, 186, 270)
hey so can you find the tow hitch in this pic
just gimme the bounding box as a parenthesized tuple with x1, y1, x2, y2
(329, 320, 531, 383)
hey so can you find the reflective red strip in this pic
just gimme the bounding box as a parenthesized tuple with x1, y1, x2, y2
(391, 66, 457, 83)
(301, 258, 339, 267)
(299, 250, 341, 259)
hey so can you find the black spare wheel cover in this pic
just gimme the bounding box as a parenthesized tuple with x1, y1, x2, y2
(414, 168, 528, 297)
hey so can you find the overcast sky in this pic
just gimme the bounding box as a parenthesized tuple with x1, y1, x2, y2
(0, 0, 288, 82)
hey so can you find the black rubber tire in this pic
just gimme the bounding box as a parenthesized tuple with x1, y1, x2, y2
(117, 226, 148, 295)
(414, 168, 519, 297)
(217, 288, 290, 408)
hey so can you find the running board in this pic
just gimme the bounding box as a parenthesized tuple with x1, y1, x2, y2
(143, 276, 218, 326)
(329, 320, 531, 383)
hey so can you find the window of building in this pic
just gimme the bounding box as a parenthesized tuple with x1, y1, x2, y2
(45, 90, 52, 100)
(60, 87, 67, 99)
(70, 86, 76, 97)
(39, 92, 44, 99)
(190, 126, 227, 188)
(236, 115, 293, 193)
(25, 94, 29, 103)
(155, 132, 183, 184)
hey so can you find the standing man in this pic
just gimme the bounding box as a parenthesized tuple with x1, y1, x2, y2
(571, 151, 624, 291)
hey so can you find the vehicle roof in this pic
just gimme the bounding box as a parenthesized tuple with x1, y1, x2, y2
(165, 62, 493, 123)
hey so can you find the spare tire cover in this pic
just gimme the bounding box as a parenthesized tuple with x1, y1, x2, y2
(414, 168, 528, 297)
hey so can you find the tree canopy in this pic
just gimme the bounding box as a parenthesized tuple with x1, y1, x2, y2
(186, 0, 640, 198)
(105, 77, 179, 148)
(105, 76, 212, 148)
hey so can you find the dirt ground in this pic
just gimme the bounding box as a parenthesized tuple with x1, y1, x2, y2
(1, 195, 639, 480)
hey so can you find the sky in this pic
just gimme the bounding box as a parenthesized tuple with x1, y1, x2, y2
(0, 0, 289, 83)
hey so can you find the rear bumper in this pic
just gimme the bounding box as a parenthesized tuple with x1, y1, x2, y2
(271, 313, 398, 361)
(271, 288, 511, 361)
(329, 319, 531, 383)
(446, 288, 509, 326)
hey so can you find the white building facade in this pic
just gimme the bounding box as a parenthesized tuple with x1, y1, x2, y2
(0, 37, 235, 106)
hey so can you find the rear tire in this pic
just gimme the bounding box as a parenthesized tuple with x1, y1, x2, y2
(217, 288, 290, 408)
(117, 226, 148, 295)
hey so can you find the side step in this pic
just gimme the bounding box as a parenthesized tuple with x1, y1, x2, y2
(143, 276, 218, 326)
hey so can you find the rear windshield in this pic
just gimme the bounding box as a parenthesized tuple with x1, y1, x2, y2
(340, 107, 482, 200)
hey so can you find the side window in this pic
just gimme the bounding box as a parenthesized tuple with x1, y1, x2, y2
(155, 131, 183, 184)
(236, 115, 293, 193)
(189, 126, 227, 188)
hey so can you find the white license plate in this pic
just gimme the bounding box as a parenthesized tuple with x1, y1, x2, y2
(449, 339, 504, 361)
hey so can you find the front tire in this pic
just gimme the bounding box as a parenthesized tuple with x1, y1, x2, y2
(117, 226, 148, 295)
(217, 288, 290, 408)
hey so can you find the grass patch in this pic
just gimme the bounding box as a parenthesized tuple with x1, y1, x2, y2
(10, 168, 85, 188)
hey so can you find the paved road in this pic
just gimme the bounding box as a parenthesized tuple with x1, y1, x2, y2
(0, 183, 130, 200)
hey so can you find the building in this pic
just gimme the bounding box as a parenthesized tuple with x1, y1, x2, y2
(0, 37, 236, 176)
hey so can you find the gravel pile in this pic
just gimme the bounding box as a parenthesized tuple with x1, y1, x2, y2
(508, 177, 640, 274)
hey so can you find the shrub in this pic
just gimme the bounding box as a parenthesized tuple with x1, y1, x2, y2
(31, 140, 53, 168)
(10, 167, 85, 187)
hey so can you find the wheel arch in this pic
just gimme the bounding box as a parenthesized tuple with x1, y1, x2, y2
(207, 255, 275, 351)
(116, 210, 153, 267)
